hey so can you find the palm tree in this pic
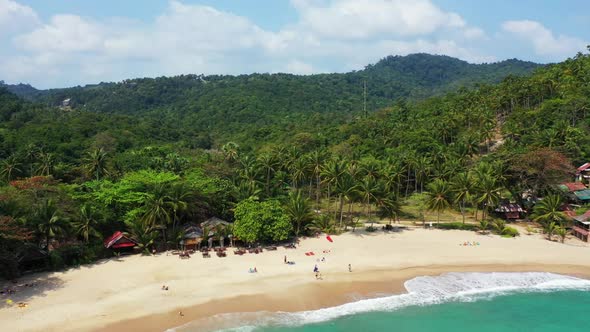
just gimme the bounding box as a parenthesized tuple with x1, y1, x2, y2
(425, 178, 451, 224)
(451, 172, 474, 224)
(168, 183, 193, 235)
(335, 172, 358, 228)
(377, 192, 402, 225)
(321, 159, 345, 216)
(414, 156, 432, 192)
(479, 219, 489, 234)
(24, 143, 39, 177)
(555, 226, 567, 243)
(531, 194, 567, 227)
(493, 219, 507, 235)
(73, 204, 102, 243)
(257, 153, 277, 197)
(34, 200, 68, 249)
(142, 184, 174, 227)
(84, 148, 109, 180)
(124, 219, 157, 254)
(357, 176, 381, 226)
(306, 214, 334, 235)
(381, 162, 405, 196)
(308, 150, 328, 205)
(476, 175, 502, 220)
(290, 156, 309, 189)
(221, 142, 239, 164)
(545, 221, 558, 241)
(285, 190, 313, 236)
(36, 152, 55, 176)
(1, 155, 22, 182)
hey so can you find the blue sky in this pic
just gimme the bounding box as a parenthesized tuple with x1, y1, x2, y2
(1, 0, 589, 88)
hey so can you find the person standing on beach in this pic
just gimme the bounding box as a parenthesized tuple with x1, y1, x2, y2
(348, 264, 352, 272)
(284, 255, 287, 264)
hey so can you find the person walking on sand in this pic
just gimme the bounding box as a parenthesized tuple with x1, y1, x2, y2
(348, 264, 352, 272)
(284, 255, 287, 264)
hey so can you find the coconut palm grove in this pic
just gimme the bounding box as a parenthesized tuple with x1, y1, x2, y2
(1, 49, 590, 279)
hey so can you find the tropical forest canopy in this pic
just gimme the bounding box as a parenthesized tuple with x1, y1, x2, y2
(1, 50, 589, 279)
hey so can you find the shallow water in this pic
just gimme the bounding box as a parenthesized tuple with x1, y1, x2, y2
(171, 272, 590, 332)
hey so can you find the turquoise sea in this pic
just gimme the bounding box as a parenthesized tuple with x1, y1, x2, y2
(172, 272, 590, 332)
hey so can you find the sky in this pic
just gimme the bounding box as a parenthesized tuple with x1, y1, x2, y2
(0, 0, 589, 89)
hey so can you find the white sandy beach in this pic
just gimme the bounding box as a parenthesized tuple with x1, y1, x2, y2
(2, 226, 590, 332)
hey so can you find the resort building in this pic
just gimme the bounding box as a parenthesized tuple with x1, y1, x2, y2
(577, 163, 590, 184)
(558, 182, 590, 202)
(572, 211, 590, 242)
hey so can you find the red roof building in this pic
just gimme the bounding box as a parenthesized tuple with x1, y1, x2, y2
(563, 182, 587, 192)
(104, 231, 137, 249)
(577, 163, 590, 174)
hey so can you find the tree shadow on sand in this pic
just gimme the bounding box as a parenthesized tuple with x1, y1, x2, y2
(0, 275, 65, 309)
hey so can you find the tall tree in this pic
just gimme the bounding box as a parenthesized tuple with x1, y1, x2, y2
(1, 155, 22, 182)
(531, 194, 567, 227)
(426, 178, 451, 223)
(284, 190, 313, 236)
(85, 148, 109, 181)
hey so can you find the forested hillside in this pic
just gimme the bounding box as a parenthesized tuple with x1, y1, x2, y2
(2, 50, 588, 279)
(10, 54, 540, 147)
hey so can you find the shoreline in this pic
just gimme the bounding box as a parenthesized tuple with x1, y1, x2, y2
(95, 263, 590, 332)
(3, 228, 590, 332)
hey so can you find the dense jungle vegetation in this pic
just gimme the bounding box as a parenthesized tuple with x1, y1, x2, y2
(1, 50, 588, 279)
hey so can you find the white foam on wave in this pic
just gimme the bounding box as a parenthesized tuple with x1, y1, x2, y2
(172, 272, 590, 332)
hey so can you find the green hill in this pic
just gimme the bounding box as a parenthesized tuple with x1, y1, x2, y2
(13, 53, 539, 146)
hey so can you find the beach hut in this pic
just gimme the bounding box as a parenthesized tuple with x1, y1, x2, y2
(180, 225, 203, 250)
(572, 210, 590, 242)
(494, 203, 525, 220)
(201, 217, 230, 232)
(104, 231, 137, 251)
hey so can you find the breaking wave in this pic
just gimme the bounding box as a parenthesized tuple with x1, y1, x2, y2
(169, 272, 590, 332)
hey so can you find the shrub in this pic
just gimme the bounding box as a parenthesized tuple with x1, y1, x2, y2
(49, 251, 65, 270)
(434, 222, 478, 231)
(365, 225, 378, 232)
(501, 226, 519, 238)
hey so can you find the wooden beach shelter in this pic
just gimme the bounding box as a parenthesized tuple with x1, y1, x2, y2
(201, 217, 230, 231)
(104, 231, 137, 251)
(201, 217, 231, 248)
(494, 203, 525, 220)
(180, 225, 203, 250)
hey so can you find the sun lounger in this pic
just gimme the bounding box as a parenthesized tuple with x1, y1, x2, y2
(202, 252, 210, 258)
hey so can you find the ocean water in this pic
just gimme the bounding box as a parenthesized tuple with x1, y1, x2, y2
(171, 272, 590, 332)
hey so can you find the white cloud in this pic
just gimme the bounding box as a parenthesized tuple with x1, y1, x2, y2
(17, 15, 105, 52)
(502, 20, 588, 57)
(291, 0, 465, 39)
(0, 0, 39, 35)
(285, 59, 315, 74)
(0, 0, 514, 87)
